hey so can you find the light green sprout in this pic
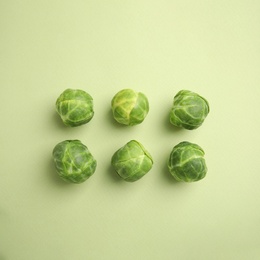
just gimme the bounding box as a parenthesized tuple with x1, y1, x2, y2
(111, 89, 149, 126)
(111, 140, 153, 182)
(168, 141, 207, 182)
(52, 140, 97, 184)
(56, 89, 94, 127)
(170, 90, 210, 130)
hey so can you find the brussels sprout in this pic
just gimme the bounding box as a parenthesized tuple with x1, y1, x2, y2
(111, 89, 149, 126)
(170, 90, 209, 130)
(111, 140, 153, 182)
(56, 89, 94, 127)
(52, 140, 97, 184)
(168, 141, 207, 182)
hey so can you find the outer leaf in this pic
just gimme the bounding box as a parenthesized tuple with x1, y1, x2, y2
(52, 140, 97, 183)
(111, 140, 153, 182)
(111, 89, 149, 126)
(56, 89, 94, 127)
(168, 141, 207, 182)
(170, 90, 210, 130)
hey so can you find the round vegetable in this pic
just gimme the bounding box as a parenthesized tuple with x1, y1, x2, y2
(52, 140, 97, 184)
(111, 89, 149, 126)
(111, 140, 153, 182)
(170, 90, 210, 130)
(168, 141, 207, 182)
(56, 88, 94, 127)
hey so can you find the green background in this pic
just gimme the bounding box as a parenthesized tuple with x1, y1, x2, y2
(1, 1, 260, 259)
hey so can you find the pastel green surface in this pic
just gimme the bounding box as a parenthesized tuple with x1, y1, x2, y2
(1, 1, 260, 260)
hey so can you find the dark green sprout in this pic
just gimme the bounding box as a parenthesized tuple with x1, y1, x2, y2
(56, 89, 94, 127)
(52, 140, 97, 184)
(111, 89, 149, 126)
(168, 141, 207, 182)
(111, 140, 153, 182)
(170, 90, 210, 130)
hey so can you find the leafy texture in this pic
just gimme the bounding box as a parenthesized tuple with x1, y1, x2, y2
(170, 90, 210, 130)
(56, 89, 94, 127)
(111, 140, 153, 182)
(111, 89, 149, 126)
(168, 141, 207, 182)
(52, 140, 97, 183)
